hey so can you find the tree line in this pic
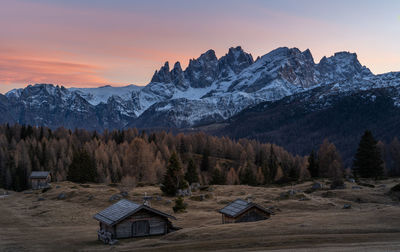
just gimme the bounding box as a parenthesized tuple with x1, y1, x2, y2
(0, 124, 398, 192)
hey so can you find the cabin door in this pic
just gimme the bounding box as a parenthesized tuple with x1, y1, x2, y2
(132, 220, 150, 236)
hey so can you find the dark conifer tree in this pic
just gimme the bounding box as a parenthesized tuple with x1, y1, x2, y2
(161, 152, 187, 196)
(39, 126, 44, 140)
(240, 164, 257, 186)
(0, 154, 4, 189)
(26, 125, 34, 138)
(5, 123, 12, 143)
(20, 125, 27, 140)
(178, 138, 188, 155)
(267, 145, 278, 182)
(6, 155, 16, 190)
(210, 168, 226, 185)
(200, 148, 210, 171)
(353, 130, 384, 179)
(15, 164, 28, 192)
(307, 150, 319, 178)
(92, 131, 99, 140)
(67, 149, 97, 183)
(184, 158, 199, 184)
(288, 165, 299, 180)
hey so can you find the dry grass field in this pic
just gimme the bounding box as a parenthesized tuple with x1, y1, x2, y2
(1, 179, 400, 252)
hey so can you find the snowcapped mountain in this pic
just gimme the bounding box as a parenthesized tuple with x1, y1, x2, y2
(129, 46, 398, 128)
(4, 84, 138, 130)
(69, 85, 142, 106)
(3, 46, 400, 131)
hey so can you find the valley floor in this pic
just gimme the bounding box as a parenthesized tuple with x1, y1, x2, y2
(1, 180, 400, 251)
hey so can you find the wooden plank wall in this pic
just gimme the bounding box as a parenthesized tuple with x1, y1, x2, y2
(236, 208, 269, 223)
(222, 207, 270, 224)
(114, 209, 168, 239)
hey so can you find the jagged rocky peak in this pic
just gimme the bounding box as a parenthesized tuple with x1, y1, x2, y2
(218, 46, 254, 76)
(257, 47, 313, 67)
(197, 49, 218, 62)
(6, 83, 71, 100)
(170, 61, 183, 79)
(151, 61, 171, 83)
(21, 83, 64, 97)
(171, 61, 186, 89)
(317, 51, 372, 80)
(276, 47, 314, 63)
(301, 49, 315, 64)
(271, 48, 318, 88)
(185, 49, 219, 88)
(264, 46, 294, 59)
(319, 51, 359, 67)
(172, 61, 182, 72)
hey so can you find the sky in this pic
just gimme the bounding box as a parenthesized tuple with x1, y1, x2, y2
(0, 0, 399, 94)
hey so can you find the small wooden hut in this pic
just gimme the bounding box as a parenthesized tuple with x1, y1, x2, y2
(94, 199, 176, 243)
(219, 199, 272, 224)
(30, 171, 51, 190)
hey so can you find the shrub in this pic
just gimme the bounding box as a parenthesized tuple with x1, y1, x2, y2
(173, 196, 187, 213)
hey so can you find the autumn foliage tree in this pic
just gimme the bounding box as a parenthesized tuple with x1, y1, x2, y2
(2, 124, 397, 191)
(317, 139, 343, 179)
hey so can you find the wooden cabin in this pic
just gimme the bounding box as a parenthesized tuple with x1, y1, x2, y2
(219, 199, 272, 224)
(94, 199, 176, 243)
(30, 171, 51, 190)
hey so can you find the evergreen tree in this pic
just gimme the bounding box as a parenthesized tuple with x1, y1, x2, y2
(307, 150, 319, 178)
(210, 167, 226, 185)
(178, 137, 188, 155)
(389, 137, 400, 176)
(5, 123, 12, 143)
(26, 125, 34, 138)
(288, 165, 299, 180)
(6, 155, 16, 190)
(0, 160, 3, 189)
(20, 125, 27, 140)
(39, 126, 44, 140)
(184, 158, 199, 184)
(67, 149, 97, 183)
(200, 148, 210, 171)
(161, 152, 187, 196)
(267, 145, 278, 182)
(14, 163, 28, 192)
(261, 162, 269, 184)
(240, 164, 257, 186)
(353, 130, 384, 179)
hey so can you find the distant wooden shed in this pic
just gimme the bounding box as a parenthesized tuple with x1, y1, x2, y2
(30, 171, 51, 190)
(219, 199, 272, 224)
(94, 199, 176, 243)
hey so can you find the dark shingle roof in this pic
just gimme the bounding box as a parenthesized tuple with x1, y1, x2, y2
(30, 171, 50, 179)
(93, 199, 176, 226)
(219, 199, 271, 218)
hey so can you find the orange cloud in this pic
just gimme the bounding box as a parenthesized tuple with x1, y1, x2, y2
(0, 51, 107, 88)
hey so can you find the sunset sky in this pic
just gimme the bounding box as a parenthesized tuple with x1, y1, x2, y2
(0, 0, 399, 94)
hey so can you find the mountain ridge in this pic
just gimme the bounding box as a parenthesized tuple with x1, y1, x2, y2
(3, 46, 399, 132)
